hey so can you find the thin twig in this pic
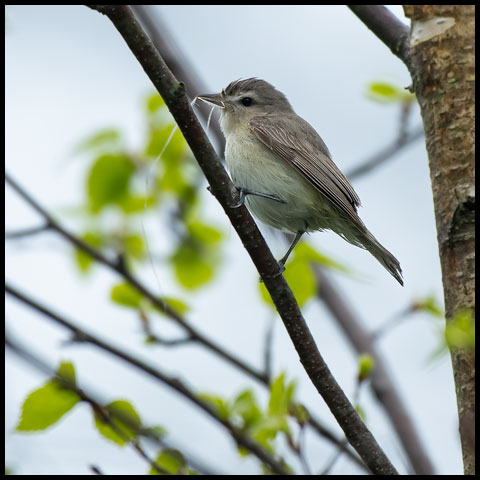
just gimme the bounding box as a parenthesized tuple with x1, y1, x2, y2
(9, 326, 221, 475)
(5, 333, 170, 475)
(5, 283, 290, 475)
(4, 171, 268, 385)
(319, 439, 349, 475)
(297, 425, 312, 475)
(347, 5, 410, 63)
(89, 465, 104, 475)
(262, 317, 275, 384)
(346, 126, 424, 180)
(5, 223, 52, 239)
(314, 267, 435, 475)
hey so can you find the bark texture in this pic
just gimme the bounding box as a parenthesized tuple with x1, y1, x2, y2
(403, 5, 475, 475)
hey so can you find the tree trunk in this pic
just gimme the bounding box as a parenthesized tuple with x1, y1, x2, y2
(403, 5, 475, 475)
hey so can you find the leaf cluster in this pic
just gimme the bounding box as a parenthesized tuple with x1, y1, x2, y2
(16, 361, 196, 475)
(74, 93, 224, 291)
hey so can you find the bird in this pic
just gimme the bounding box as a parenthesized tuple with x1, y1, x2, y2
(197, 78, 403, 285)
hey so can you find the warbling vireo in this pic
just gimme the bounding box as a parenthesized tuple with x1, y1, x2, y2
(198, 78, 403, 285)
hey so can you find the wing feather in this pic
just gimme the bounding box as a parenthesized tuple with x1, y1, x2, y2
(249, 114, 363, 225)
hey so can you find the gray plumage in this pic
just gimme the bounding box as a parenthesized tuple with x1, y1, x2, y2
(198, 78, 403, 285)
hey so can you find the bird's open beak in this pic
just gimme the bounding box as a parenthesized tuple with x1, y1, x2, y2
(196, 93, 225, 108)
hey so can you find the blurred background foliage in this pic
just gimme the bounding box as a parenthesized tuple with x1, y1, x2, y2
(74, 93, 223, 290)
(10, 80, 470, 475)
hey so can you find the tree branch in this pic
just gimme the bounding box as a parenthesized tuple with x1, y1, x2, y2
(8, 330, 224, 475)
(5, 332, 170, 475)
(83, 5, 398, 473)
(5, 283, 290, 475)
(5, 170, 367, 472)
(122, 6, 432, 474)
(130, 4, 225, 155)
(313, 267, 435, 475)
(5, 171, 268, 385)
(347, 5, 410, 63)
(346, 126, 424, 180)
(5, 223, 52, 240)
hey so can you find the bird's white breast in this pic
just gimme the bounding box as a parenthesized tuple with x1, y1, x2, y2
(224, 128, 331, 233)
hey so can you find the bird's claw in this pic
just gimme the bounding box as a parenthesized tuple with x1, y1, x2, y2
(259, 261, 286, 283)
(231, 187, 285, 209)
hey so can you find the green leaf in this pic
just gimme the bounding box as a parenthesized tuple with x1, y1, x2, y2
(146, 94, 165, 114)
(283, 260, 316, 307)
(142, 425, 167, 441)
(290, 403, 310, 426)
(74, 231, 102, 274)
(159, 162, 189, 194)
(412, 295, 444, 318)
(160, 297, 190, 316)
(197, 394, 230, 420)
(293, 242, 351, 274)
(123, 234, 146, 260)
(355, 404, 367, 422)
(269, 373, 296, 416)
(57, 361, 77, 386)
(259, 242, 351, 307)
(76, 128, 123, 153)
(170, 244, 214, 290)
(16, 362, 80, 432)
(367, 81, 416, 104)
(231, 389, 262, 428)
(177, 184, 198, 208)
(94, 400, 141, 446)
(250, 415, 289, 453)
(357, 353, 375, 382)
(87, 154, 135, 212)
(258, 281, 274, 307)
(150, 449, 196, 475)
(445, 309, 475, 351)
(260, 244, 336, 308)
(369, 82, 398, 97)
(146, 125, 184, 161)
(187, 221, 223, 244)
(110, 282, 143, 309)
(119, 194, 157, 214)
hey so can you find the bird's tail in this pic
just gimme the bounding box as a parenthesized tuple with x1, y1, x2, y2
(362, 230, 403, 286)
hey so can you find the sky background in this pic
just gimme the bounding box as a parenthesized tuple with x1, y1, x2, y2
(5, 5, 462, 475)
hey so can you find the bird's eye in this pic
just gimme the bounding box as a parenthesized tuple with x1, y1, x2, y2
(241, 97, 253, 107)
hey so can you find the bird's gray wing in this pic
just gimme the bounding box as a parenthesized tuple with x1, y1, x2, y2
(249, 114, 363, 225)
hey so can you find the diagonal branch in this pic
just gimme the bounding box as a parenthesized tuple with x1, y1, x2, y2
(125, 6, 432, 474)
(5, 223, 52, 240)
(5, 171, 268, 385)
(5, 332, 170, 475)
(85, 5, 397, 474)
(4, 171, 368, 472)
(314, 267, 435, 475)
(347, 5, 410, 63)
(5, 282, 290, 475)
(7, 333, 224, 475)
(346, 126, 424, 180)
(131, 4, 225, 155)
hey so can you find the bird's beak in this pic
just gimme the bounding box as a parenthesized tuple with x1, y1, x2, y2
(196, 93, 225, 108)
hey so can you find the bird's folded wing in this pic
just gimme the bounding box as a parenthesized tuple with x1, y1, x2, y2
(249, 114, 363, 226)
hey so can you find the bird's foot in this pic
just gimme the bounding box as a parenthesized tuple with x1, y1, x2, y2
(232, 187, 286, 208)
(259, 261, 286, 283)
